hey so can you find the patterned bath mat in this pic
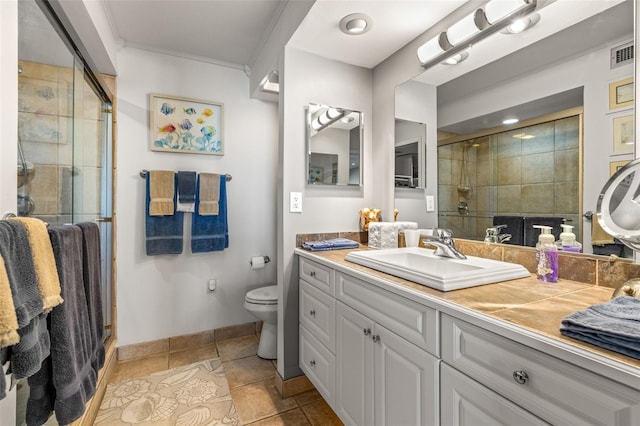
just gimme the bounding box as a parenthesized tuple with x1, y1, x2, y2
(95, 358, 239, 425)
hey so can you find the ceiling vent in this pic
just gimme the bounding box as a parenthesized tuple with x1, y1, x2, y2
(611, 41, 634, 69)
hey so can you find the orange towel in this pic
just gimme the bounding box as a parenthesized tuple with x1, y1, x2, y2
(0, 256, 19, 347)
(592, 217, 615, 245)
(149, 170, 175, 216)
(11, 217, 63, 312)
(198, 173, 220, 216)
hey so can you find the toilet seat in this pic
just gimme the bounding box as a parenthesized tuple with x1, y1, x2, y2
(245, 285, 278, 305)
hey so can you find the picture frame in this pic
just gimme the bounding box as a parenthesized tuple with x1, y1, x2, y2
(612, 113, 634, 154)
(610, 159, 631, 176)
(609, 77, 634, 110)
(149, 93, 224, 155)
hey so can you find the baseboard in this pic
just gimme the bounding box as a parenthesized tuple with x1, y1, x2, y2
(274, 372, 315, 399)
(117, 321, 260, 362)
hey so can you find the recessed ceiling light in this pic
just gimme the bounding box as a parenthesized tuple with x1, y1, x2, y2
(503, 118, 519, 125)
(340, 13, 373, 35)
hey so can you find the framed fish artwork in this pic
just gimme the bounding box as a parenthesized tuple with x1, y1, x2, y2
(149, 93, 224, 155)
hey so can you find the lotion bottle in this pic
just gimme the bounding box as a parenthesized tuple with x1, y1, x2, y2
(533, 225, 558, 283)
(556, 224, 582, 253)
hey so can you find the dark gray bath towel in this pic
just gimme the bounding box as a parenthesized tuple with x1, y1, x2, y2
(77, 222, 105, 372)
(0, 221, 49, 381)
(27, 225, 97, 426)
(560, 296, 640, 359)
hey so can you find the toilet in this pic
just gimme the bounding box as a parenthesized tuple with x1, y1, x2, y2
(244, 285, 278, 359)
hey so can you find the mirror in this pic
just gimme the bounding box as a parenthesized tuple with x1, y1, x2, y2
(394, 0, 634, 256)
(307, 103, 362, 186)
(395, 119, 426, 188)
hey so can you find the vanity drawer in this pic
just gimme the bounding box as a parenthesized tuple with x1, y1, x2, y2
(441, 314, 640, 426)
(300, 280, 336, 352)
(300, 257, 334, 295)
(300, 324, 335, 407)
(336, 271, 437, 355)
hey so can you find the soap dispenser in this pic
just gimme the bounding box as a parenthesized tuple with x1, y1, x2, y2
(533, 225, 558, 283)
(557, 224, 582, 253)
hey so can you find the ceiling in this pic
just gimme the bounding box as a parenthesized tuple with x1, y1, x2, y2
(100, 0, 470, 71)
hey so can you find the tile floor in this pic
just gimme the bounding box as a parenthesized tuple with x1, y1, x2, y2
(109, 334, 344, 425)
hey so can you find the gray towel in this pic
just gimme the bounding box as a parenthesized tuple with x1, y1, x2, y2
(27, 225, 97, 425)
(560, 296, 640, 359)
(77, 222, 105, 372)
(0, 221, 49, 382)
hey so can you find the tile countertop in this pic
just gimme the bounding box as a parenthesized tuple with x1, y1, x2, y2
(295, 246, 640, 375)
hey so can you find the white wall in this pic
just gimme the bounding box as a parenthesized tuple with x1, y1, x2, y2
(394, 80, 438, 228)
(278, 46, 372, 378)
(116, 47, 278, 346)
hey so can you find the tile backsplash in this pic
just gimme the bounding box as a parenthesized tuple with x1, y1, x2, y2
(296, 232, 639, 290)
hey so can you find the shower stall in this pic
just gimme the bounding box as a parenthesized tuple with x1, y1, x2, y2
(13, 1, 115, 424)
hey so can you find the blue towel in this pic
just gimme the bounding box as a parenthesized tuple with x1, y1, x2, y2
(176, 171, 197, 212)
(191, 175, 228, 253)
(302, 238, 360, 251)
(560, 296, 640, 359)
(145, 173, 184, 255)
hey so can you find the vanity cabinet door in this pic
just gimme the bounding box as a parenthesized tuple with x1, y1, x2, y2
(336, 301, 374, 426)
(441, 363, 549, 426)
(373, 322, 439, 426)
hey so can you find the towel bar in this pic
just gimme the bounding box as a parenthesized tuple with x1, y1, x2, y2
(139, 169, 232, 181)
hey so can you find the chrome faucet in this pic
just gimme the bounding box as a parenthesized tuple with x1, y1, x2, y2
(484, 225, 512, 244)
(421, 228, 467, 260)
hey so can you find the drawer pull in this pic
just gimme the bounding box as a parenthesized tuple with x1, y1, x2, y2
(309, 360, 316, 367)
(363, 328, 371, 336)
(513, 370, 529, 385)
(310, 271, 316, 278)
(309, 309, 316, 317)
(372, 335, 380, 343)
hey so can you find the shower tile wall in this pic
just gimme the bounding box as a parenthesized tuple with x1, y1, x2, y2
(438, 116, 581, 242)
(18, 60, 103, 225)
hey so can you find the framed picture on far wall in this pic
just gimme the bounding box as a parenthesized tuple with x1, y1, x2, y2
(149, 93, 224, 155)
(609, 77, 634, 110)
(612, 113, 634, 154)
(610, 159, 631, 176)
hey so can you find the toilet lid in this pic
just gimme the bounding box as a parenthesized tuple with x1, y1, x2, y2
(245, 285, 278, 305)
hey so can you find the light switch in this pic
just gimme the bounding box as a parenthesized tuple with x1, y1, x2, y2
(290, 192, 303, 213)
(426, 195, 435, 212)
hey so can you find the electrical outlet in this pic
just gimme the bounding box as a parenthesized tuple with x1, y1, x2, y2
(425, 195, 435, 212)
(208, 278, 216, 292)
(290, 192, 303, 213)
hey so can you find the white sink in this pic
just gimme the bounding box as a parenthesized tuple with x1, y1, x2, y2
(345, 247, 530, 291)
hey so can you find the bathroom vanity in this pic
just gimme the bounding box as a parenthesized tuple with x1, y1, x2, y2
(296, 247, 640, 426)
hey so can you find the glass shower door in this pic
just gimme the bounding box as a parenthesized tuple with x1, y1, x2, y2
(71, 62, 113, 336)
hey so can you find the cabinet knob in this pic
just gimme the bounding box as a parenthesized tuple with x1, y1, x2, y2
(309, 309, 316, 317)
(513, 370, 529, 385)
(309, 360, 316, 367)
(363, 328, 371, 336)
(310, 271, 316, 278)
(372, 335, 380, 343)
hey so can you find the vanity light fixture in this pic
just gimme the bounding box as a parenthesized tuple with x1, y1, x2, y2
(503, 118, 519, 125)
(260, 70, 279, 94)
(502, 13, 541, 34)
(442, 50, 470, 65)
(311, 108, 346, 131)
(417, 0, 537, 69)
(340, 13, 373, 35)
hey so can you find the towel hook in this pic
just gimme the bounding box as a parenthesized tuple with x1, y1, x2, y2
(140, 169, 232, 181)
